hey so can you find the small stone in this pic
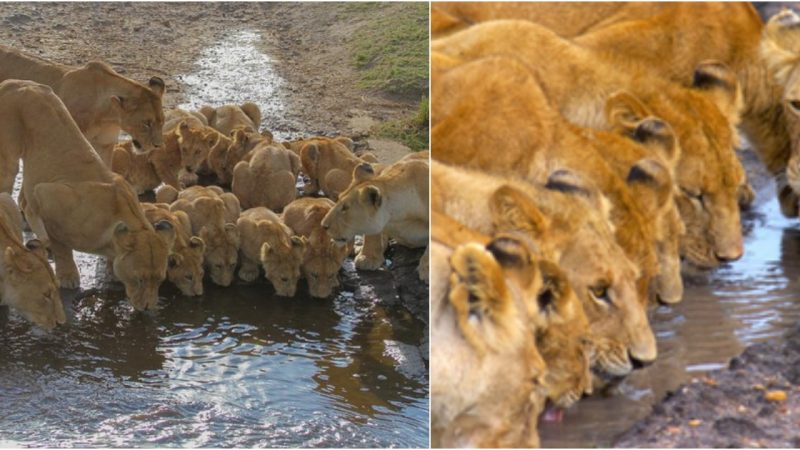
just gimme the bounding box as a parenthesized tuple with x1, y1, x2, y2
(765, 390, 787, 402)
(688, 419, 701, 427)
(753, 383, 766, 391)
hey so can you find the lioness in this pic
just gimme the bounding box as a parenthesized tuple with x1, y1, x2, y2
(432, 55, 679, 304)
(169, 186, 241, 287)
(1, 80, 175, 311)
(433, 21, 747, 267)
(237, 207, 306, 297)
(282, 198, 348, 299)
(0, 193, 65, 330)
(431, 230, 546, 448)
(141, 203, 206, 297)
(321, 159, 430, 282)
(432, 160, 658, 374)
(232, 143, 301, 211)
(0, 45, 165, 170)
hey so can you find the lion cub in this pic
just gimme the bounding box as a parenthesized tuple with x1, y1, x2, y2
(282, 198, 348, 299)
(431, 228, 546, 448)
(112, 120, 220, 193)
(297, 136, 376, 199)
(169, 186, 241, 287)
(0, 193, 65, 330)
(237, 207, 306, 297)
(232, 143, 302, 211)
(141, 203, 206, 297)
(321, 158, 430, 281)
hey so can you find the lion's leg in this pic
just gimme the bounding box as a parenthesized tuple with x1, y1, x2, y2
(0, 156, 19, 194)
(50, 239, 80, 289)
(22, 192, 51, 247)
(355, 233, 387, 270)
(238, 256, 259, 282)
(417, 244, 429, 282)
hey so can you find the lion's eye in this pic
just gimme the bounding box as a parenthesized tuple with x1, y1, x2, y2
(682, 188, 704, 204)
(790, 99, 800, 112)
(341, 205, 349, 212)
(590, 285, 611, 304)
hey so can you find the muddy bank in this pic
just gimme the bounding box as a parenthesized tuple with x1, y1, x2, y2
(615, 325, 800, 448)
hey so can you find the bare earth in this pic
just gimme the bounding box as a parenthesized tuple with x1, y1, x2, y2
(0, 1, 420, 162)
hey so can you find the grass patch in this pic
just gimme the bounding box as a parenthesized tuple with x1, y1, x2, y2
(372, 96, 429, 151)
(349, 2, 428, 98)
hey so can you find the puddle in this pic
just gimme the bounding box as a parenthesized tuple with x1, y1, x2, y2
(1, 30, 428, 448)
(176, 30, 292, 141)
(539, 159, 800, 447)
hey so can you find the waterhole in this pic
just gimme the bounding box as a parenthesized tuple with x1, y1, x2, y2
(0, 30, 428, 448)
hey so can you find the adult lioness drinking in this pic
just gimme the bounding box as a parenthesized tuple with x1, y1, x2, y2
(0, 80, 175, 311)
(0, 45, 165, 172)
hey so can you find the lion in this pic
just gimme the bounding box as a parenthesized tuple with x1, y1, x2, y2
(0, 192, 65, 330)
(237, 207, 306, 297)
(232, 142, 301, 211)
(432, 160, 658, 376)
(111, 120, 220, 193)
(0, 45, 165, 170)
(164, 107, 208, 130)
(141, 203, 206, 297)
(1, 80, 175, 311)
(433, 209, 593, 415)
(432, 55, 682, 305)
(431, 229, 547, 448)
(200, 102, 268, 138)
(433, 22, 747, 267)
(169, 185, 241, 287)
(282, 197, 348, 299)
(320, 158, 430, 282)
(297, 136, 376, 199)
(451, 3, 798, 218)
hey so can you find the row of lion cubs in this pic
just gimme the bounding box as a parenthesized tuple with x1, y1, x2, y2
(0, 49, 429, 331)
(426, 9, 800, 447)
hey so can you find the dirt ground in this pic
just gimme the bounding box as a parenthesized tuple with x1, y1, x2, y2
(615, 324, 800, 448)
(0, 2, 422, 162)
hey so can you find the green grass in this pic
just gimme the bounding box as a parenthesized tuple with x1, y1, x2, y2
(349, 2, 429, 98)
(372, 96, 429, 151)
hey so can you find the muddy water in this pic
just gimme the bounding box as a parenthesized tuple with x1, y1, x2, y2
(0, 30, 428, 448)
(539, 160, 800, 447)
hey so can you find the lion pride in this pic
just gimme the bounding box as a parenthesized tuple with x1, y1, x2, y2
(432, 160, 658, 376)
(0, 45, 165, 169)
(432, 21, 747, 268)
(0, 80, 175, 311)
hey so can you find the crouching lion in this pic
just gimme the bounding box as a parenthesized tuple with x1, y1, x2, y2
(321, 158, 430, 282)
(237, 207, 306, 297)
(282, 198, 349, 299)
(169, 186, 241, 287)
(1, 80, 175, 311)
(232, 143, 301, 211)
(0, 192, 65, 329)
(141, 203, 206, 297)
(431, 225, 547, 447)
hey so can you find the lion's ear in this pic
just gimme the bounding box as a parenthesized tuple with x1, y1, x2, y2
(605, 90, 651, 132)
(148, 76, 165, 97)
(290, 235, 307, 256)
(762, 9, 800, 85)
(543, 169, 592, 197)
(189, 236, 205, 254)
(112, 221, 135, 252)
(692, 60, 742, 124)
(154, 220, 176, 246)
(359, 185, 382, 209)
(486, 235, 536, 278)
(335, 136, 355, 151)
(488, 185, 549, 239)
(353, 162, 376, 183)
(4, 246, 33, 274)
(626, 158, 672, 215)
(629, 117, 680, 167)
(301, 143, 320, 163)
(168, 254, 181, 269)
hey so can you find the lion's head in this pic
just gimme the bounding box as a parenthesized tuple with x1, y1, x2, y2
(111, 220, 175, 311)
(199, 223, 240, 287)
(320, 164, 391, 243)
(301, 228, 347, 298)
(1, 239, 65, 330)
(260, 232, 306, 297)
(167, 235, 205, 297)
(174, 121, 220, 174)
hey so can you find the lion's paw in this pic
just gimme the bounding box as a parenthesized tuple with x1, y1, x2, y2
(355, 253, 384, 271)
